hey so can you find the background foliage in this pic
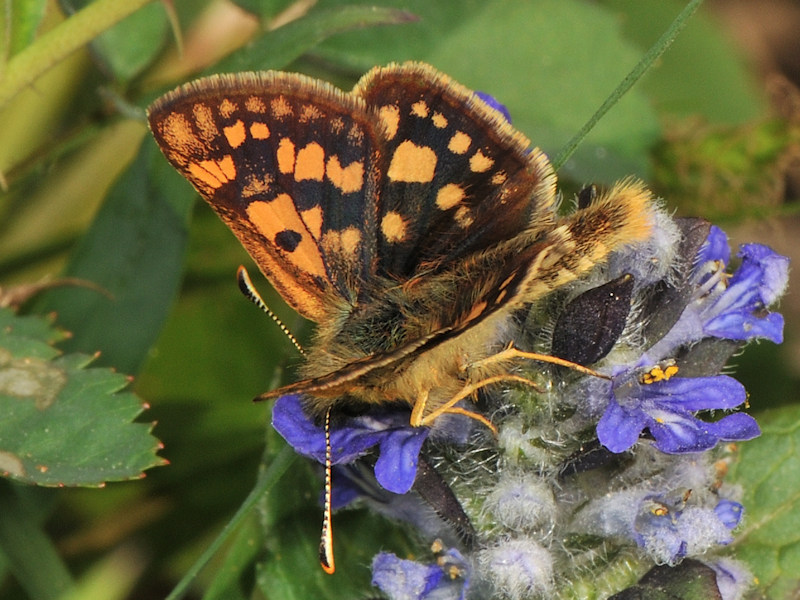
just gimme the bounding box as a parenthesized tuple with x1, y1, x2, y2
(1, 0, 798, 598)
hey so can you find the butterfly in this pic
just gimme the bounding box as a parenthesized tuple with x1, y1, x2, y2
(147, 61, 654, 572)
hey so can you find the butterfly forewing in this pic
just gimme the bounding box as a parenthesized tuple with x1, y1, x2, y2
(356, 63, 557, 278)
(147, 72, 383, 322)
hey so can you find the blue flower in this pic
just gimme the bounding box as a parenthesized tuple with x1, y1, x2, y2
(696, 224, 731, 266)
(597, 368, 759, 454)
(372, 549, 469, 600)
(633, 495, 740, 565)
(701, 240, 788, 343)
(596, 224, 785, 455)
(648, 226, 788, 358)
(272, 395, 429, 494)
(714, 499, 744, 530)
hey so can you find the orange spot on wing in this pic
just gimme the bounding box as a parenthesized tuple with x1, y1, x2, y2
(247, 195, 328, 279)
(340, 227, 362, 254)
(381, 211, 407, 243)
(323, 227, 363, 256)
(295, 142, 325, 181)
(300, 104, 324, 122)
(448, 131, 471, 154)
(491, 171, 507, 185)
(330, 117, 345, 135)
(219, 98, 237, 119)
(218, 155, 236, 179)
(436, 183, 465, 210)
(246, 96, 267, 113)
(272, 96, 293, 118)
(243, 174, 273, 198)
(301, 205, 323, 239)
(224, 120, 246, 148)
(469, 149, 494, 172)
(326, 155, 364, 193)
(411, 100, 429, 118)
(192, 103, 218, 141)
(388, 141, 437, 183)
(277, 138, 296, 174)
(250, 122, 270, 139)
(432, 112, 448, 128)
(189, 159, 230, 189)
(159, 113, 204, 156)
(454, 206, 474, 228)
(378, 105, 400, 139)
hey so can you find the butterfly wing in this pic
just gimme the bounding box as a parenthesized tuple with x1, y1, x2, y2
(355, 63, 557, 278)
(148, 64, 556, 317)
(148, 72, 383, 322)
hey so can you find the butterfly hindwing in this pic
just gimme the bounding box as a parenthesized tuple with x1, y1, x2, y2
(355, 63, 557, 278)
(147, 72, 384, 322)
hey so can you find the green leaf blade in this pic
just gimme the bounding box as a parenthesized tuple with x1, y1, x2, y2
(729, 405, 800, 599)
(0, 308, 165, 487)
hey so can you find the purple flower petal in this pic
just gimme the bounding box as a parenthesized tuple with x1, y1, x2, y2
(715, 499, 744, 530)
(641, 376, 747, 412)
(272, 394, 430, 494)
(704, 310, 784, 344)
(648, 411, 759, 453)
(597, 399, 648, 453)
(734, 244, 789, 305)
(371, 552, 443, 599)
(475, 91, 512, 123)
(700, 241, 788, 344)
(372, 549, 469, 600)
(697, 225, 731, 266)
(599, 372, 758, 454)
(375, 427, 429, 494)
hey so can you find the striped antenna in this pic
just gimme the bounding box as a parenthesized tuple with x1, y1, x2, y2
(319, 406, 335, 574)
(237, 266, 336, 573)
(236, 266, 306, 356)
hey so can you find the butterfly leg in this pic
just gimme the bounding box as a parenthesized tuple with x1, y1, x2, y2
(471, 342, 611, 380)
(411, 374, 541, 434)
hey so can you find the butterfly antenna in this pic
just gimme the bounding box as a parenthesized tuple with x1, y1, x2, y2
(319, 406, 335, 574)
(237, 266, 306, 357)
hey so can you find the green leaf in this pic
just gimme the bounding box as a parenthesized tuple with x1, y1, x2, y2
(3, 0, 48, 59)
(164, 445, 296, 600)
(35, 136, 194, 375)
(729, 405, 800, 599)
(211, 5, 417, 74)
(310, 0, 485, 70)
(0, 308, 165, 486)
(89, 2, 170, 82)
